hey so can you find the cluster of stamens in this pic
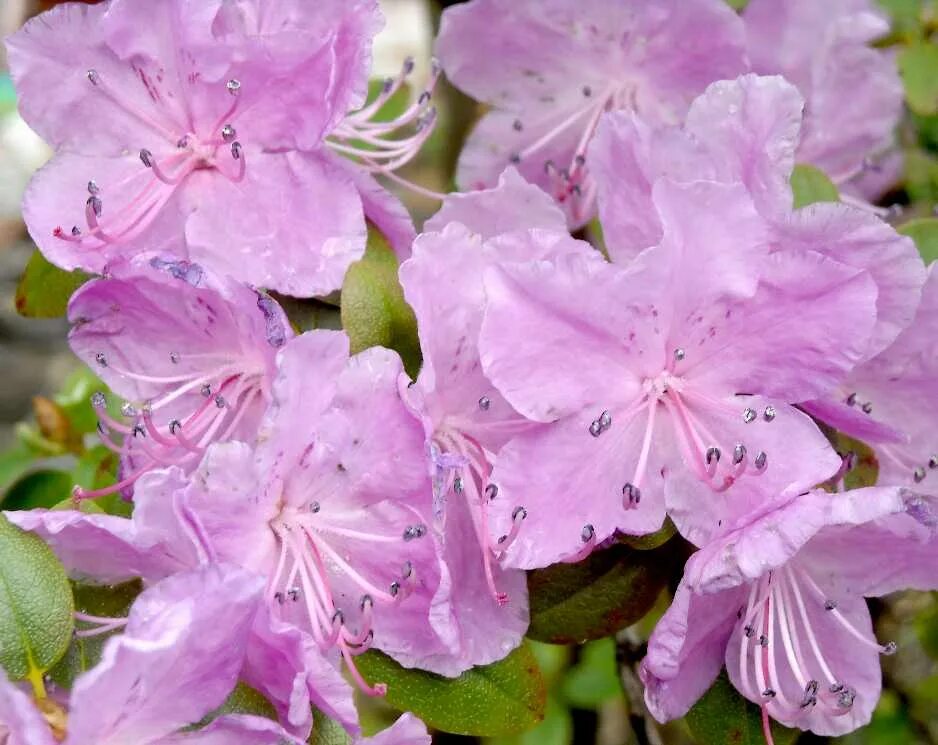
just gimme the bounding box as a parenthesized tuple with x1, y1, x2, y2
(507, 83, 636, 223)
(588, 349, 771, 528)
(327, 57, 442, 199)
(53, 73, 246, 250)
(267, 508, 428, 696)
(736, 566, 895, 722)
(78, 349, 264, 500)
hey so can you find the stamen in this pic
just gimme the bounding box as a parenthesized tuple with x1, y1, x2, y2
(496, 506, 526, 551)
(562, 524, 596, 563)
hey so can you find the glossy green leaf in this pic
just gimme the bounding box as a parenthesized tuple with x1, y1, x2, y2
(0, 514, 74, 688)
(560, 638, 621, 709)
(15, 250, 90, 319)
(619, 517, 676, 550)
(355, 645, 547, 736)
(899, 217, 938, 263)
(341, 226, 421, 378)
(310, 708, 352, 745)
(899, 43, 938, 115)
(2, 470, 73, 511)
(49, 579, 141, 689)
(790, 164, 840, 209)
(487, 695, 572, 745)
(685, 672, 797, 745)
(526, 543, 671, 644)
(0, 441, 44, 497)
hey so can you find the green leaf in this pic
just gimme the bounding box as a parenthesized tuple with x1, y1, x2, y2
(310, 708, 352, 745)
(2, 470, 74, 511)
(355, 645, 547, 736)
(0, 514, 74, 689)
(899, 217, 938, 263)
(0, 440, 45, 497)
(685, 672, 797, 745)
(54, 367, 112, 438)
(618, 517, 676, 550)
(487, 695, 572, 745)
(560, 638, 621, 709)
(899, 43, 938, 115)
(341, 226, 421, 378)
(526, 543, 671, 644)
(15, 250, 90, 319)
(829, 432, 880, 490)
(48, 579, 142, 689)
(790, 164, 840, 209)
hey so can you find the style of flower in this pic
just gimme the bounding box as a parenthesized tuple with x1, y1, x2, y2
(68, 255, 290, 499)
(742, 0, 903, 196)
(478, 176, 878, 566)
(641, 486, 938, 736)
(0, 564, 302, 744)
(6, 0, 436, 296)
(435, 0, 747, 225)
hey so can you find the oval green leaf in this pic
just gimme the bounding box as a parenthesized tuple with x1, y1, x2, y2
(526, 543, 672, 644)
(15, 250, 90, 319)
(899, 217, 938, 263)
(0, 514, 74, 685)
(310, 708, 352, 745)
(899, 43, 938, 116)
(341, 226, 421, 378)
(790, 164, 839, 209)
(355, 644, 547, 736)
(685, 671, 797, 745)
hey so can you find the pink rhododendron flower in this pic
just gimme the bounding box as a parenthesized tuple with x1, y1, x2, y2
(0, 564, 302, 744)
(435, 0, 747, 225)
(6, 0, 432, 295)
(399, 170, 593, 668)
(8, 332, 456, 725)
(743, 0, 903, 196)
(7, 491, 360, 739)
(589, 74, 924, 359)
(804, 265, 938, 490)
(67, 255, 291, 499)
(641, 486, 938, 736)
(478, 177, 877, 565)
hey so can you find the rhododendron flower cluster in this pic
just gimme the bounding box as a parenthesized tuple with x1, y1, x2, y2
(1, 0, 936, 744)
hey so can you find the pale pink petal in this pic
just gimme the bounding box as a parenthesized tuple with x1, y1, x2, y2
(185, 150, 366, 297)
(641, 581, 745, 722)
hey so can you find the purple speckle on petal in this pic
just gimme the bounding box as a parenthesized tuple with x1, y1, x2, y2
(150, 256, 204, 286)
(256, 294, 287, 347)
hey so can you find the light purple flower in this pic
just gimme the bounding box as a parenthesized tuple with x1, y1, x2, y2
(10, 331, 450, 723)
(641, 486, 938, 736)
(435, 0, 747, 225)
(803, 265, 938, 489)
(0, 564, 301, 744)
(6, 0, 429, 295)
(398, 170, 592, 670)
(588, 74, 924, 360)
(478, 176, 877, 565)
(67, 255, 291, 500)
(743, 0, 903, 195)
